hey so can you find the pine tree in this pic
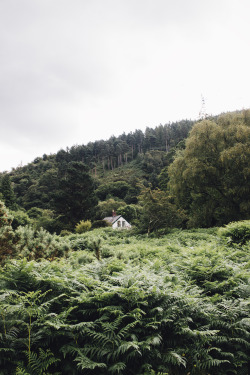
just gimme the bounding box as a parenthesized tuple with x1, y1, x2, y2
(1, 174, 17, 210)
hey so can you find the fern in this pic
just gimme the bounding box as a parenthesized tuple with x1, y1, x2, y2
(107, 361, 126, 374)
(74, 353, 107, 370)
(15, 349, 59, 375)
(0, 227, 249, 374)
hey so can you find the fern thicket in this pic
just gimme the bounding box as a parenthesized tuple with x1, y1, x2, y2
(0, 227, 249, 374)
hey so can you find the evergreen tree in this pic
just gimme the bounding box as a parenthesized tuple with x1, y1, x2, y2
(1, 174, 17, 210)
(53, 161, 98, 228)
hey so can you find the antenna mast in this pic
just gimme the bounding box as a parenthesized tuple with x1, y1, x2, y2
(198, 95, 208, 120)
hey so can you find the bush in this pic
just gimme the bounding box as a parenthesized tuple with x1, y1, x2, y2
(218, 220, 250, 244)
(15, 226, 71, 260)
(91, 219, 111, 229)
(10, 209, 31, 230)
(0, 200, 16, 263)
(75, 220, 92, 234)
(69, 236, 89, 251)
(95, 198, 126, 219)
(60, 229, 72, 237)
(117, 204, 138, 223)
(28, 207, 64, 234)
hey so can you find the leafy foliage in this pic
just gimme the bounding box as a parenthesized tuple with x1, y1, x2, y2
(168, 110, 250, 227)
(52, 161, 97, 228)
(218, 220, 250, 244)
(3, 110, 249, 231)
(96, 198, 126, 219)
(16, 348, 60, 375)
(75, 220, 92, 234)
(10, 210, 31, 230)
(0, 200, 16, 263)
(0, 226, 249, 374)
(117, 205, 138, 224)
(0, 110, 250, 374)
(0, 207, 71, 264)
(14, 226, 71, 261)
(138, 187, 186, 234)
(0, 174, 17, 210)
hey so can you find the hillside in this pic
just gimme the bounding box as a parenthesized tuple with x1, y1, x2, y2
(0, 109, 249, 233)
(8, 118, 193, 201)
(0, 109, 249, 374)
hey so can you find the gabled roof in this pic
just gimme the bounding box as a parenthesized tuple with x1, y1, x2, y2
(103, 215, 122, 224)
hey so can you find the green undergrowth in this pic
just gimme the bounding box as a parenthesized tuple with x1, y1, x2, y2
(0, 227, 249, 374)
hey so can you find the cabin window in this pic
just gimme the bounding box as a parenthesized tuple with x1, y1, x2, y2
(117, 221, 121, 227)
(122, 221, 125, 227)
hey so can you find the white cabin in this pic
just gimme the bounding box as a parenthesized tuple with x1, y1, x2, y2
(103, 214, 131, 229)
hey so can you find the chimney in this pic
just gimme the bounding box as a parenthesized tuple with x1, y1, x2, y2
(112, 210, 116, 217)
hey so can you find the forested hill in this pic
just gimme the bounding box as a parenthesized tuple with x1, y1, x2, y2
(0, 111, 249, 374)
(57, 119, 193, 169)
(0, 110, 249, 233)
(13, 118, 194, 174)
(2, 118, 194, 210)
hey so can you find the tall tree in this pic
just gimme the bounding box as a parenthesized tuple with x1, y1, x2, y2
(53, 161, 98, 228)
(168, 111, 250, 227)
(1, 174, 17, 210)
(138, 187, 185, 234)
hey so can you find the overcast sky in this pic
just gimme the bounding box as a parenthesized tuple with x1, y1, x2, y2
(0, 0, 249, 172)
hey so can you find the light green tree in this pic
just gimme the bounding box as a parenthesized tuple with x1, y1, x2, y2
(138, 188, 185, 234)
(0, 200, 16, 263)
(96, 198, 126, 219)
(117, 204, 138, 224)
(168, 111, 250, 227)
(75, 220, 92, 234)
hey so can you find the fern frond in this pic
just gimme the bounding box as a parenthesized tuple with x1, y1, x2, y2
(117, 320, 139, 339)
(108, 361, 126, 374)
(163, 351, 186, 367)
(74, 354, 107, 370)
(113, 341, 141, 359)
(15, 366, 30, 375)
(198, 358, 230, 370)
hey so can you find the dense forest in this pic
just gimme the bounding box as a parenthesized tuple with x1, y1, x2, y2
(0, 109, 249, 233)
(0, 109, 249, 374)
(1, 117, 195, 233)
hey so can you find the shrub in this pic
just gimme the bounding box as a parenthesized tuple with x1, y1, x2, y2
(218, 220, 250, 244)
(69, 236, 89, 251)
(60, 229, 72, 237)
(117, 204, 138, 223)
(87, 237, 102, 260)
(0, 200, 16, 263)
(15, 226, 71, 260)
(75, 220, 92, 234)
(92, 219, 111, 229)
(10, 209, 31, 230)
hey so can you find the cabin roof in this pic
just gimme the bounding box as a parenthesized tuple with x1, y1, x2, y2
(103, 215, 122, 224)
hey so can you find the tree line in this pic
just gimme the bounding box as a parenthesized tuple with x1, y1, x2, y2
(0, 110, 249, 234)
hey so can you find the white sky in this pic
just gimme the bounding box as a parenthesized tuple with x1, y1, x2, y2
(0, 0, 249, 172)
